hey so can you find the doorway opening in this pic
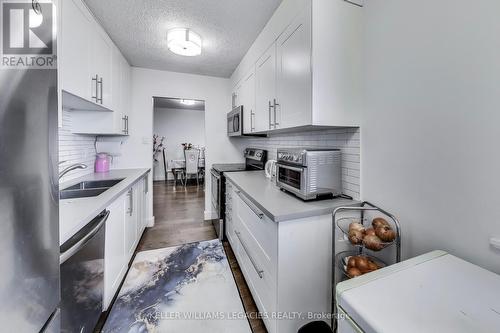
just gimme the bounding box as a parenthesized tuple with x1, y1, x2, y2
(139, 96, 215, 251)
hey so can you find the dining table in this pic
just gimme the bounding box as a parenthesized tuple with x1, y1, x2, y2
(169, 158, 205, 185)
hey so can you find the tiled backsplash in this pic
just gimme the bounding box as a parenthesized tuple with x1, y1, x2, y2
(59, 109, 96, 183)
(240, 128, 361, 199)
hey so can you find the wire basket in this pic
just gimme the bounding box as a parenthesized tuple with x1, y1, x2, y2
(336, 251, 387, 279)
(337, 216, 396, 251)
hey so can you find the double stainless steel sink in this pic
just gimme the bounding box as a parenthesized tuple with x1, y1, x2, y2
(60, 179, 124, 200)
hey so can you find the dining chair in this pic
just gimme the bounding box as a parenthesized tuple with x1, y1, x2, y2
(184, 149, 200, 186)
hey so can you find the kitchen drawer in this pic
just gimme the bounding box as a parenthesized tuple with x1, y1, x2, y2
(233, 225, 277, 333)
(234, 190, 277, 263)
(226, 212, 236, 249)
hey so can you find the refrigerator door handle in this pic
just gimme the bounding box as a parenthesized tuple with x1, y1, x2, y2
(60, 210, 110, 264)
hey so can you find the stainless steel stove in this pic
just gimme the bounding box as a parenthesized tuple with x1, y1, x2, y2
(210, 148, 267, 240)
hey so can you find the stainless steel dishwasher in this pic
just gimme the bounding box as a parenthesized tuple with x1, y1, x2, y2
(60, 210, 109, 333)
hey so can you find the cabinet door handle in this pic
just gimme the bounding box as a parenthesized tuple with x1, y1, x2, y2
(144, 174, 149, 194)
(128, 189, 133, 216)
(97, 77, 103, 104)
(250, 111, 255, 131)
(122, 115, 129, 135)
(235, 230, 264, 279)
(235, 190, 264, 219)
(273, 99, 280, 127)
(91, 75, 98, 102)
(122, 116, 128, 134)
(268, 101, 274, 130)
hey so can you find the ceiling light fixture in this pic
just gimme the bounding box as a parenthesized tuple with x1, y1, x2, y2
(180, 99, 196, 106)
(167, 28, 202, 57)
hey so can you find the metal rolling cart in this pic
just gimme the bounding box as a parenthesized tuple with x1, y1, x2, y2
(331, 201, 402, 329)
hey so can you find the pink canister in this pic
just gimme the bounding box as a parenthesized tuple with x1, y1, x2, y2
(95, 153, 111, 173)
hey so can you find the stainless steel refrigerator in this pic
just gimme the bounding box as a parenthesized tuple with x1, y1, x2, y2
(0, 8, 60, 333)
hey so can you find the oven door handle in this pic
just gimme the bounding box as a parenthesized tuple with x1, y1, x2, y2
(277, 163, 304, 173)
(60, 210, 110, 264)
(235, 190, 264, 219)
(211, 169, 221, 180)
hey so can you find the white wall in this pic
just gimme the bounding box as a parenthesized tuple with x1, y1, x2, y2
(113, 67, 241, 220)
(362, 0, 500, 273)
(153, 107, 205, 181)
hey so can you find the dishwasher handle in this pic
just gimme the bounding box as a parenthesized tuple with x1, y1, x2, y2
(60, 210, 110, 264)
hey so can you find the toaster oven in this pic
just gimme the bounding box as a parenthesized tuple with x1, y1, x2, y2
(276, 148, 342, 200)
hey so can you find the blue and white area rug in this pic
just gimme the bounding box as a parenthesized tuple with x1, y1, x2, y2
(102, 239, 252, 333)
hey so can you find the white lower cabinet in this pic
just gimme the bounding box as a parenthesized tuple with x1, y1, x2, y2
(103, 193, 127, 310)
(124, 187, 138, 258)
(103, 173, 150, 310)
(226, 180, 333, 333)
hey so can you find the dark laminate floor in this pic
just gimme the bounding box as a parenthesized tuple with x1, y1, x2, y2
(96, 180, 267, 333)
(137, 180, 216, 251)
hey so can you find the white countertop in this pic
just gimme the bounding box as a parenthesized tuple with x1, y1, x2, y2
(225, 171, 359, 222)
(59, 168, 150, 245)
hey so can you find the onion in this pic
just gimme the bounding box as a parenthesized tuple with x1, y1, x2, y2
(347, 267, 362, 278)
(349, 222, 365, 233)
(372, 217, 390, 229)
(375, 225, 396, 242)
(363, 234, 384, 251)
(348, 230, 364, 245)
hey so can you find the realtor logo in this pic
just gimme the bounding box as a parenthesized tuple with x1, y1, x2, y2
(1, 0, 56, 68)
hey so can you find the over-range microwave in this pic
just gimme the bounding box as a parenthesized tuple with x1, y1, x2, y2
(227, 106, 243, 136)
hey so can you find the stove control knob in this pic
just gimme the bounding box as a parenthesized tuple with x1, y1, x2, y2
(294, 156, 300, 162)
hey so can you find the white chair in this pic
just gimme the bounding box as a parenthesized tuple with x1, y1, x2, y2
(184, 149, 200, 186)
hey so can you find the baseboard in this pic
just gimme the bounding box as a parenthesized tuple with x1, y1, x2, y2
(204, 210, 217, 221)
(146, 216, 155, 227)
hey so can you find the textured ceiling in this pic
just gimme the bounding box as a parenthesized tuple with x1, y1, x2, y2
(83, 0, 283, 78)
(154, 97, 205, 111)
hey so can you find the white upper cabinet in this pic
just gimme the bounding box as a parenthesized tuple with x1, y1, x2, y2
(311, 0, 363, 127)
(110, 47, 130, 135)
(232, 82, 242, 109)
(276, 6, 312, 129)
(60, 0, 91, 101)
(230, 0, 362, 132)
(60, 0, 131, 135)
(60, 0, 111, 109)
(240, 69, 256, 134)
(89, 25, 113, 109)
(255, 44, 277, 132)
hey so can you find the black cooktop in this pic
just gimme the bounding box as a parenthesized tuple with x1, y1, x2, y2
(211, 163, 247, 173)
